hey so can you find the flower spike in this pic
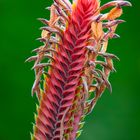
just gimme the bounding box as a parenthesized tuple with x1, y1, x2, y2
(27, 0, 131, 139)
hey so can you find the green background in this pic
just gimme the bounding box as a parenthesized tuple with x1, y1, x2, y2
(0, 0, 139, 140)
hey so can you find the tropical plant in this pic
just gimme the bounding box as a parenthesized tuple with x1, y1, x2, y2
(26, 0, 131, 139)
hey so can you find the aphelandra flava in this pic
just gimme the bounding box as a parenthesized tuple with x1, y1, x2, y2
(26, 0, 131, 139)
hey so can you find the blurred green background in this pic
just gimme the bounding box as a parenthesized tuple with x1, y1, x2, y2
(0, 0, 139, 140)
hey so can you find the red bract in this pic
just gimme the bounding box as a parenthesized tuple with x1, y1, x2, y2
(26, 0, 131, 139)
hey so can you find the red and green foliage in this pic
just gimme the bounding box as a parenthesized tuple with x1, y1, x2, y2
(27, 0, 131, 139)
